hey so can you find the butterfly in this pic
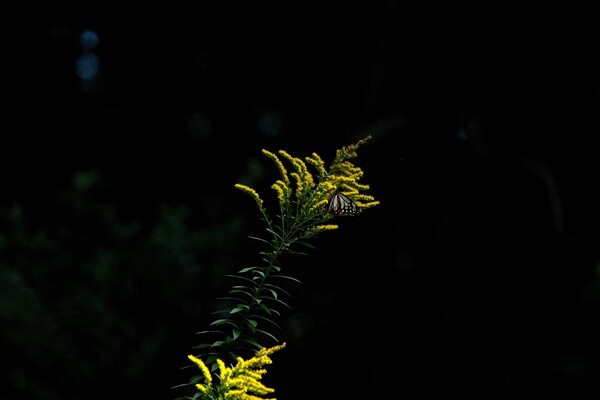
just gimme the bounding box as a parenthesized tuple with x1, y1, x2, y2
(327, 189, 360, 215)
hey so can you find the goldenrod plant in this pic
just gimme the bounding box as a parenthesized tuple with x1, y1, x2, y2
(176, 136, 379, 399)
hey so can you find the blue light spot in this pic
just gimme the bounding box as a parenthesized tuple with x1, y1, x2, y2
(76, 52, 100, 80)
(80, 30, 99, 50)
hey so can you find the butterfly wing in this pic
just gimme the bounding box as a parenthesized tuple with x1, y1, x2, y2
(327, 190, 360, 215)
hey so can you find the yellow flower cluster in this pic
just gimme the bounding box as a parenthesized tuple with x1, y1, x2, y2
(326, 136, 380, 210)
(235, 135, 380, 218)
(234, 184, 264, 208)
(188, 343, 286, 400)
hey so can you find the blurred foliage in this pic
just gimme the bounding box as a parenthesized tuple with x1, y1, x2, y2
(0, 169, 249, 400)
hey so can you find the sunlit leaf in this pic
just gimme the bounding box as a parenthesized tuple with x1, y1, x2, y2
(210, 319, 237, 327)
(246, 319, 258, 329)
(230, 305, 249, 314)
(263, 283, 291, 297)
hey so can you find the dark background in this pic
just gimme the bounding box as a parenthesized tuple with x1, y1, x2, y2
(2, 2, 600, 399)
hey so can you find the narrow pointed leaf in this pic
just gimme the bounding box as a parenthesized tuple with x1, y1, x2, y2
(248, 235, 272, 245)
(271, 274, 302, 283)
(230, 305, 249, 314)
(256, 328, 279, 342)
(246, 319, 258, 329)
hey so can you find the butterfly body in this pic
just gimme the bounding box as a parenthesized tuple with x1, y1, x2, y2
(327, 189, 360, 215)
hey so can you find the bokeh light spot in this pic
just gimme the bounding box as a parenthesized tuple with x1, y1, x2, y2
(76, 52, 99, 81)
(80, 30, 99, 50)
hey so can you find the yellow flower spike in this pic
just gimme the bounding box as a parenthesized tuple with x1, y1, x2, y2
(355, 200, 381, 210)
(309, 198, 329, 213)
(289, 172, 304, 197)
(353, 193, 376, 202)
(318, 180, 337, 192)
(297, 159, 314, 189)
(329, 135, 372, 175)
(336, 135, 371, 160)
(217, 358, 232, 382)
(271, 181, 288, 207)
(308, 224, 339, 233)
(350, 182, 371, 191)
(195, 384, 208, 394)
(276, 150, 296, 166)
(188, 354, 213, 385)
(305, 152, 327, 178)
(224, 389, 244, 399)
(234, 184, 264, 209)
(332, 165, 363, 182)
(279, 150, 315, 192)
(262, 149, 290, 185)
(256, 342, 286, 357)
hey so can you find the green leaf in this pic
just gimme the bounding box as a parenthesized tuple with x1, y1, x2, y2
(195, 330, 226, 336)
(205, 355, 218, 365)
(240, 337, 265, 351)
(230, 305, 249, 314)
(288, 249, 309, 256)
(217, 296, 245, 304)
(246, 319, 258, 329)
(230, 288, 254, 297)
(257, 302, 281, 316)
(209, 319, 238, 328)
(248, 235, 272, 245)
(250, 314, 280, 328)
(232, 329, 241, 340)
(193, 343, 214, 350)
(263, 283, 291, 297)
(231, 285, 253, 290)
(188, 374, 203, 384)
(256, 302, 272, 315)
(227, 274, 258, 284)
(271, 274, 302, 283)
(256, 328, 279, 342)
(238, 266, 258, 273)
(264, 228, 283, 240)
(210, 308, 237, 316)
(259, 295, 290, 308)
(296, 240, 316, 249)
